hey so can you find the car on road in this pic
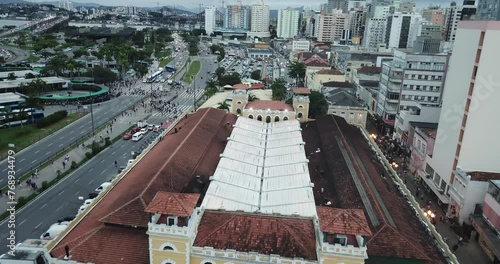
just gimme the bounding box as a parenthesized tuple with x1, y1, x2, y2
(123, 133, 133, 140)
(131, 127, 141, 134)
(153, 125, 160, 132)
(57, 216, 75, 224)
(40, 222, 69, 240)
(140, 128, 148, 134)
(148, 124, 154, 131)
(77, 204, 89, 214)
(88, 192, 99, 199)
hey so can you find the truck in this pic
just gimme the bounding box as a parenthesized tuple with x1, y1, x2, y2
(137, 120, 148, 128)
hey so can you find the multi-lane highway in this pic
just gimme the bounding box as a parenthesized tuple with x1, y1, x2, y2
(0, 96, 144, 189)
(0, 52, 215, 252)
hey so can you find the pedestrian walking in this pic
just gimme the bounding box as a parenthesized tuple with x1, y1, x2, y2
(452, 244, 459, 252)
(63, 161, 66, 169)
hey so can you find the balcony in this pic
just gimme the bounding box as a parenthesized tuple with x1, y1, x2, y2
(321, 242, 368, 258)
(191, 247, 317, 264)
(148, 222, 190, 237)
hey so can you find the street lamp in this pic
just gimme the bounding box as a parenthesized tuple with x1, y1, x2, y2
(391, 162, 399, 169)
(89, 90, 95, 137)
(423, 209, 436, 223)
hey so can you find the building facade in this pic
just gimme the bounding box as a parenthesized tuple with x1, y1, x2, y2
(477, 0, 500, 20)
(349, 9, 367, 45)
(364, 18, 387, 49)
(325, 0, 348, 13)
(224, 5, 251, 30)
(277, 7, 300, 39)
(204, 6, 217, 35)
(292, 39, 311, 51)
(422, 8, 445, 27)
(385, 12, 423, 49)
(249, 3, 271, 38)
(317, 9, 349, 42)
(424, 21, 500, 207)
(443, 1, 476, 43)
(413, 23, 443, 53)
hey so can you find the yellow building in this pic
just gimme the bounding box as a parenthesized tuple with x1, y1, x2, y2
(308, 69, 346, 91)
(146, 118, 372, 264)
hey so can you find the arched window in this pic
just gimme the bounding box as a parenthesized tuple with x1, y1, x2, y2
(266, 116, 271, 123)
(298, 113, 303, 118)
(236, 108, 241, 114)
(298, 105, 304, 109)
(163, 246, 174, 251)
(274, 116, 280, 122)
(160, 242, 177, 252)
(237, 101, 242, 104)
(283, 116, 289, 121)
(161, 259, 176, 264)
(248, 115, 253, 119)
(201, 261, 215, 264)
(257, 115, 262, 121)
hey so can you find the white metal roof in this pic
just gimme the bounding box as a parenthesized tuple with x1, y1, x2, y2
(202, 117, 317, 217)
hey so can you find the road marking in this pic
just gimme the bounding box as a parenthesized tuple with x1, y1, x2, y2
(80, 131, 84, 134)
(70, 137, 75, 141)
(88, 179, 94, 185)
(60, 136, 65, 140)
(19, 158, 25, 162)
(31, 159, 37, 164)
(40, 203, 47, 209)
(111, 151, 116, 155)
(46, 151, 51, 155)
(56, 205, 63, 211)
(59, 144, 63, 147)
(58, 190, 65, 196)
(35, 222, 43, 229)
(34, 150, 39, 154)
(1, 168, 6, 172)
(100, 160, 104, 163)
(74, 179, 80, 183)
(89, 168, 93, 172)
(75, 191, 80, 196)
(19, 219, 26, 226)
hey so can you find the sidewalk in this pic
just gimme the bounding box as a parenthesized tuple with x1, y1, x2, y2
(0, 104, 150, 215)
(366, 119, 490, 264)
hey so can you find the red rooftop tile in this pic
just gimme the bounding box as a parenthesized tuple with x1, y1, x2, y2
(144, 192, 200, 216)
(244, 100, 294, 111)
(316, 206, 372, 236)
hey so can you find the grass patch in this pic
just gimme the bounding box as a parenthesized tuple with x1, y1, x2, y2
(0, 113, 85, 158)
(26, 54, 39, 62)
(183, 61, 201, 84)
(159, 57, 174, 67)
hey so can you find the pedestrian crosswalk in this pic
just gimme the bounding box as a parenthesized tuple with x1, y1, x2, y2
(151, 103, 192, 117)
(177, 89, 204, 99)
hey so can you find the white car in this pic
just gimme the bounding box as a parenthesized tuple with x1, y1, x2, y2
(140, 128, 147, 134)
(127, 159, 135, 166)
(78, 204, 89, 214)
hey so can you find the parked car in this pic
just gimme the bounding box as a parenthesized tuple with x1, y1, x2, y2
(118, 166, 126, 173)
(88, 192, 99, 199)
(57, 216, 75, 224)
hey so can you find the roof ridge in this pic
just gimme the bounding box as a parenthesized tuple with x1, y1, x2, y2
(195, 214, 238, 245)
(385, 225, 431, 261)
(171, 193, 191, 216)
(139, 108, 212, 198)
(54, 225, 104, 255)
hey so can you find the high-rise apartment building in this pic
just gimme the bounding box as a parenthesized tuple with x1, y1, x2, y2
(349, 9, 367, 44)
(424, 21, 500, 219)
(477, 0, 500, 20)
(277, 7, 300, 39)
(398, 2, 415, 13)
(348, 0, 367, 11)
(325, 0, 348, 13)
(224, 5, 251, 30)
(385, 12, 422, 49)
(317, 9, 348, 42)
(364, 18, 387, 49)
(413, 23, 443, 53)
(205, 6, 217, 35)
(302, 8, 316, 37)
(249, 2, 271, 38)
(443, 1, 476, 42)
(422, 8, 445, 27)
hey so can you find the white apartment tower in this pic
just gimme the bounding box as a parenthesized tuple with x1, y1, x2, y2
(317, 9, 349, 42)
(249, 2, 271, 38)
(425, 21, 500, 208)
(224, 5, 251, 30)
(364, 18, 387, 49)
(205, 6, 217, 35)
(277, 7, 300, 39)
(385, 12, 422, 49)
(443, 1, 477, 43)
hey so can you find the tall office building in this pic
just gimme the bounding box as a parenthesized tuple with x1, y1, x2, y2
(325, 0, 348, 13)
(317, 9, 349, 42)
(422, 8, 445, 27)
(413, 23, 443, 53)
(424, 21, 500, 221)
(349, 9, 367, 44)
(385, 12, 423, 49)
(443, 1, 476, 42)
(205, 6, 217, 35)
(224, 5, 251, 30)
(302, 8, 316, 37)
(277, 7, 300, 39)
(364, 18, 387, 49)
(477, 0, 500, 20)
(249, 2, 271, 38)
(58, 0, 73, 11)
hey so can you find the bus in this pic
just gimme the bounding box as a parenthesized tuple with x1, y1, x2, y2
(144, 70, 163, 83)
(0, 111, 44, 128)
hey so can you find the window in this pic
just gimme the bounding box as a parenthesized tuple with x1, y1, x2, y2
(257, 115, 262, 121)
(167, 216, 177, 226)
(283, 116, 289, 121)
(248, 115, 253, 119)
(163, 246, 174, 251)
(297, 112, 303, 118)
(236, 108, 241, 114)
(298, 105, 304, 109)
(266, 116, 271, 123)
(274, 116, 280, 122)
(236, 101, 242, 104)
(334, 235, 347, 246)
(425, 163, 434, 177)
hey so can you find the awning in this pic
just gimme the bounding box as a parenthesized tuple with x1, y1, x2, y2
(419, 170, 450, 204)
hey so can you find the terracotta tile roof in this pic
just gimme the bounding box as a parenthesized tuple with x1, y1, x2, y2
(316, 69, 343, 75)
(51, 108, 238, 264)
(244, 100, 294, 111)
(232, 83, 248, 89)
(250, 83, 265, 89)
(316, 206, 372, 236)
(305, 61, 330, 67)
(292, 87, 311, 95)
(357, 66, 382, 74)
(300, 116, 447, 264)
(467, 171, 500, 181)
(144, 192, 200, 216)
(194, 211, 318, 260)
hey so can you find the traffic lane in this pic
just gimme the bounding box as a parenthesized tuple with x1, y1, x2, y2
(0, 96, 142, 187)
(0, 132, 159, 250)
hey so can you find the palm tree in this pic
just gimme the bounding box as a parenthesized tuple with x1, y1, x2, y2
(248, 94, 258, 102)
(24, 91, 44, 125)
(217, 101, 230, 111)
(73, 61, 85, 78)
(288, 61, 306, 86)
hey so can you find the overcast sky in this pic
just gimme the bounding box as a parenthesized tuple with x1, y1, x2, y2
(33, 0, 455, 10)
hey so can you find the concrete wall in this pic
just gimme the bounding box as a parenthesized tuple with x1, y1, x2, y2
(484, 193, 500, 229)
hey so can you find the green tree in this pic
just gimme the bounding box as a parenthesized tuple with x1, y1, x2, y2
(204, 79, 219, 98)
(88, 66, 118, 84)
(73, 48, 89, 59)
(308, 90, 328, 118)
(215, 67, 225, 79)
(288, 61, 306, 86)
(218, 72, 241, 87)
(7, 72, 16, 80)
(0, 56, 5, 64)
(217, 101, 230, 111)
(132, 31, 145, 47)
(250, 70, 261, 80)
(248, 94, 258, 102)
(271, 78, 287, 101)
